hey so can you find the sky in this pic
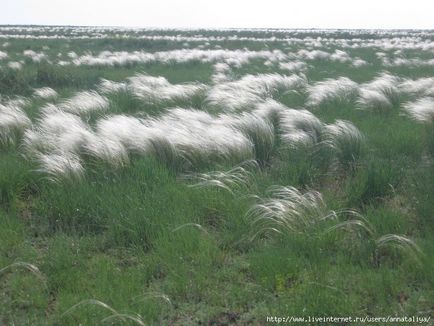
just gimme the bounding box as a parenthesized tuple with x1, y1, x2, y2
(2, 0, 434, 29)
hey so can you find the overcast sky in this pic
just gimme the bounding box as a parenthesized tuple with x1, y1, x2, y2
(2, 0, 434, 29)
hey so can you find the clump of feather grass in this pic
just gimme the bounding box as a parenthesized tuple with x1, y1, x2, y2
(279, 109, 324, 147)
(402, 97, 434, 155)
(0, 261, 45, 282)
(35, 151, 85, 182)
(375, 234, 424, 265)
(357, 72, 401, 112)
(33, 87, 58, 100)
(220, 113, 276, 165)
(97, 78, 127, 94)
(248, 186, 335, 238)
(182, 160, 258, 195)
(206, 73, 306, 112)
(128, 73, 207, 105)
(321, 120, 365, 170)
(23, 108, 93, 181)
(402, 97, 434, 123)
(327, 217, 425, 266)
(249, 185, 425, 266)
(24, 106, 257, 180)
(399, 77, 434, 97)
(58, 90, 109, 115)
(62, 299, 145, 325)
(306, 77, 359, 107)
(0, 102, 31, 146)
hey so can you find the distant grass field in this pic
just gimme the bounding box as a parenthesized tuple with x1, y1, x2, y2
(0, 27, 433, 325)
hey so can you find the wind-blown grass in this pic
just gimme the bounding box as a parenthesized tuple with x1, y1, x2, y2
(248, 186, 333, 237)
(0, 101, 31, 146)
(128, 73, 207, 105)
(402, 97, 434, 155)
(279, 109, 324, 146)
(183, 160, 257, 195)
(58, 90, 109, 115)
(357, 72, 401, 112)
(33, 87, 58, 100)
(62, 299, 146, 325)
(221, 113, 275, 165)
(0, 261, 45, 282)
(399, 77, 434, 97)
(322, 120, 365, 169)
(306, 77, 359, 107)
(403, 97, 434, 123)
(206, 73, 306, 111)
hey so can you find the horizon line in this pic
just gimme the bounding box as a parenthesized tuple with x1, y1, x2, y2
(1, 24, 434, 31)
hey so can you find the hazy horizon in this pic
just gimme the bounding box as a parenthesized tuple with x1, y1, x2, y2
(2, 0, 434, 30)
(1, 24, 434, 31)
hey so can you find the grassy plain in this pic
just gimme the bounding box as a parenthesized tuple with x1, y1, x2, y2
(0, 28, 433, 325)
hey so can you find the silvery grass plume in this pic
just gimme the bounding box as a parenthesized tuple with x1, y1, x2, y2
(211, 62, 232, 84)
(24, 106, 94, 154)
(24, 107, 130, 180)
(296, 49, 363, 66)
(94, 114, 156, 154)
(402, 97, 434, 123)
(8, 97, 29, 107)
(306, 77, 359, 107)
(23, 107, 93, 180)
(33, 87, 58, 100)
(0, 102, 31, 146)
(357, 72, 401, 112)
(279, 109, 324, 147)
(97, 78, 127, 94)
(357, 88, 392, 112)
(84, 134, 130, 168)
(23, 50, 48, 62)
(322, 120, 365, 169)
(94, 109, 253, 168)
(248, 186, 335, 238)
(399, 77, 434, 97)
(206, 81, 262, 111)
(7, 61, 23, 70)
(253, 98, 291, 127)
(384, 57, 434, 68)
(279, 60, 307, 73)
(67, 51, 78, 59)
(36, 151, 85, 182)
(58, 91, 109, 115)
(182, 160, 258, 195)
(128, 73, 207, 104)
(206, 73, 306, 112)
(330, 50, 352, 63)
(352, 58, 368, 67)
(93, 114, 173, 167)
(218, 112, 275, 165)
(152, 108, 253, 166)
(0, 50, 7, 60)
(71, 48, 287, 67)
(297, 49, 332, 61)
